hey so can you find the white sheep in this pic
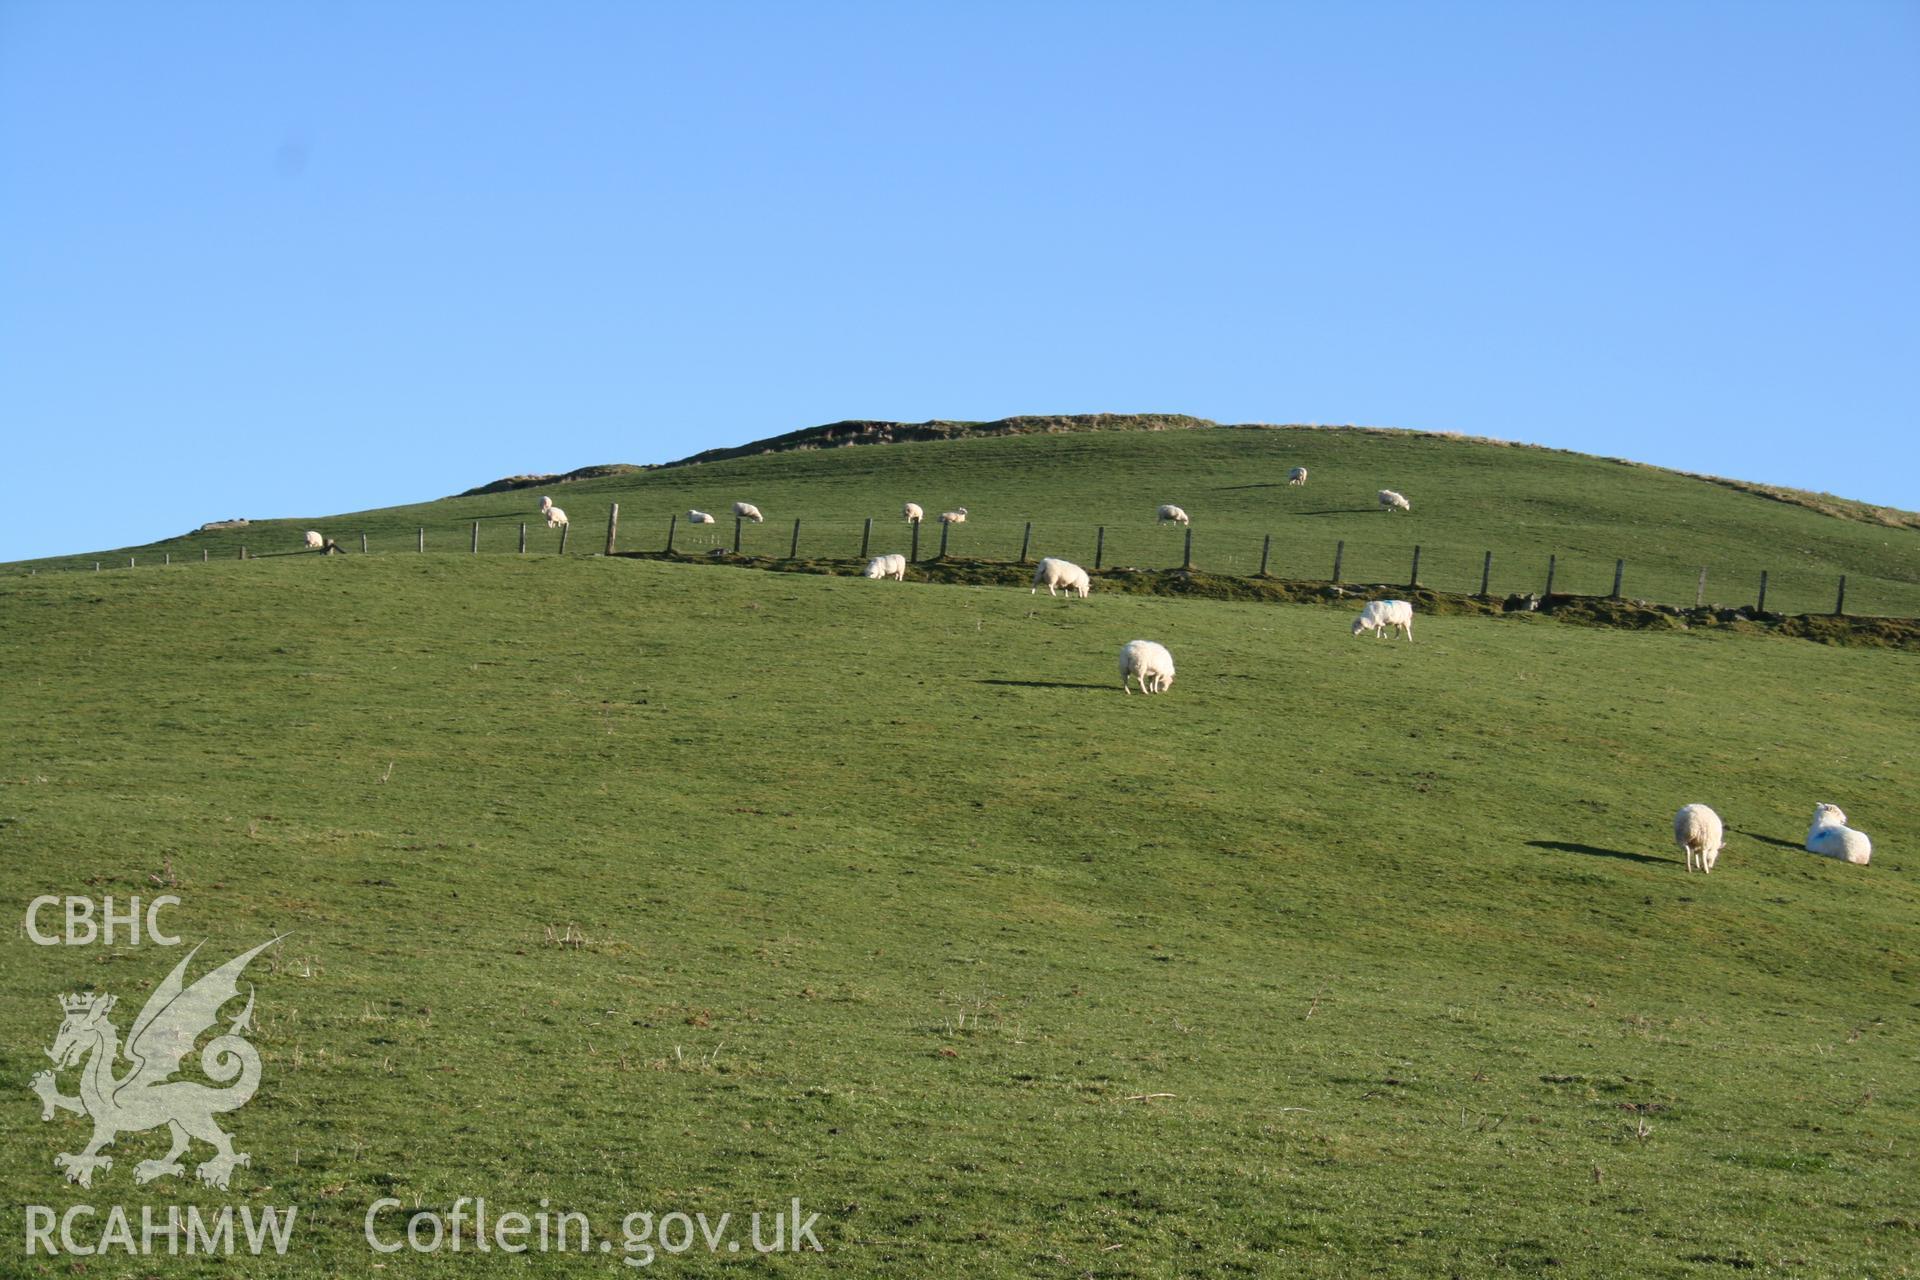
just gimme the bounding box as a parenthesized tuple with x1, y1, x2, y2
(544, 505, 569, 529)
(1288, 467, 1308, 487)
(733, 502, 764, 523)
(1806, 803, 1872, 865)
(1156, 504, 1190, 526)
(1351, 599, 1414, 642)
(687, 509, 717, 524)
(1378, 489, 1411, 513)
(1119, 639, 1175, 695)
(903, 503, 924, 524)
(1674, 804, 1725, 873)
(303, 530, 324, 550)
(1031, 557, 1091, 598)
(863, 553, 907, 581)
(939, 507, 968, 524)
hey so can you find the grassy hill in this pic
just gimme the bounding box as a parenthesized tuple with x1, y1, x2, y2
(13, 422, 1920, 618)
(2, 547, 1915, 1277)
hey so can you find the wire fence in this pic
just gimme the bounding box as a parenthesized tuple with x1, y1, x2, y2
(30, 506, 1920, 619)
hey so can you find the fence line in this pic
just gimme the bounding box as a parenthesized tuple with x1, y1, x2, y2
(23, 510, 1915, 617)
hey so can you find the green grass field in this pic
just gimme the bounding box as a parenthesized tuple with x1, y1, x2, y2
(15, 424, 1920, 618)
(2, 545, 1914, 1277)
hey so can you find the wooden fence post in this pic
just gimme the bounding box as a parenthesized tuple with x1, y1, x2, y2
(95, 562, 101, 571)
(1544, 554, 1556, 598)
(861, 517, 872, 561)
(1757, 570, 1769, 614)
(1182, 526, 1193, 570)
(1019, 521, 1031, 565)
(559, 523, 571, 555)
(164, 552, 171, 566)
(910, 522, 920, 563)
(666, 513, 678, 554)
(1259, 534, 1271, 577)
(239, 547, 247, 561)
(418, 527, 425, 553)
(1834, 575, 1847, 616)
(518, 523, 527, 554)
(1095, 526, 1105, 571)
(1409, 545, 1421, 588)
(605, 503, 620, 555)
(471, 521, 479, 554)
(1611, 558, 1624, 599)
(1696, 566, 1707, 609)
(938, 520, 951, 560)
(733, 516, 742, 554)
(361, 531, 368, 554)
(129, 557, 136, 568)
(789, 518, 801, 559)
(202, 548, 209, 563)
(1479, 550, 1492, 597)
(1332, 540, 1343, 583)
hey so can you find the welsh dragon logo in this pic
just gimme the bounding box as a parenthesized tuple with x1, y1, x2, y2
(29, 937, 281, 1190)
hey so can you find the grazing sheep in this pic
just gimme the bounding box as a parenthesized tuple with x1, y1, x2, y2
(733, 502, 764, 523)
(544, 506, 569, 529)
(1119, 640, 1176, 695)
(1156, 504, 1190, 526)
(863, 553, 907, 581)
(1806, 803, 1872, 865)
(938, 507, 968, 525)
(1288, 467, 1308, 486)
(903, 503, 924, 524)
(303, 530, 325, 550)
(1031, 557, 1091, 598)
(1351, 599, 1414, 642)
(1674, 804, 1725, 873)
(687, 509, 717, 524)
(1378, 489, 1411, 513)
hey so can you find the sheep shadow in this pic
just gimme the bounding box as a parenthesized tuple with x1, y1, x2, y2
(1526, 840, 1671, 867)
(1732, 828, 1803, 851)
(976, 679, 1113, 692)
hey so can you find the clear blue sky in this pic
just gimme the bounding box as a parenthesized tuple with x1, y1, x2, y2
(2, 1, 1914, 561)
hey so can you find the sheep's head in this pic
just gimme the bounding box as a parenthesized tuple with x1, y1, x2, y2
(1813, 803, 1847, 827)
(1351, 616, 1370, 636)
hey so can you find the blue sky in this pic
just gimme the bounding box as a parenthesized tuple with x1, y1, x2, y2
(2, 1, 1914, 561)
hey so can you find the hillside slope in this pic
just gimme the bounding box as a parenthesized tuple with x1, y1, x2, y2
(12, 423, 1920, 616)
(1, 555, 1914, 1276)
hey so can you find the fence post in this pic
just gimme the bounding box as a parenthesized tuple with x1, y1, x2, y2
(1019, 521, 1031, 565)
(559, 523, 571, 555)
(1696, 566, 1707, 609)
(95, 563, 100, 571)
(471, 521, 479, 554)
(1180, 526, 1193, 570)
(666, 513, 678, 554)
(129, 557, 136, 568)
(361, 531, 368, 554)
(1259, 534, 1271, 577)
(1611, 558, 1624, 599)
(861, 517, 872, 561)
(1757, 570, 1769, 614)
(1095, 526, 1105, 571)
(1544, 554, 1556, 598)
(733, 516, 742, 554)
(203, 548, 209, 563)
(1409, 545, 1421, 588)
(938, 521, 951, 560)
(1332, 540, 1344, 583)
(518, 522, 527, 554)
(240, 547, 247, 561)
(164, 552, 170, 566)
(418, 527, 425, 553)
(605, 503, 620, 555)
(1479, 550, 1492, 597)
(789, 518, 801, 559)
(910, 522, 920, 563)
(1834, 575, 1847, 616)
